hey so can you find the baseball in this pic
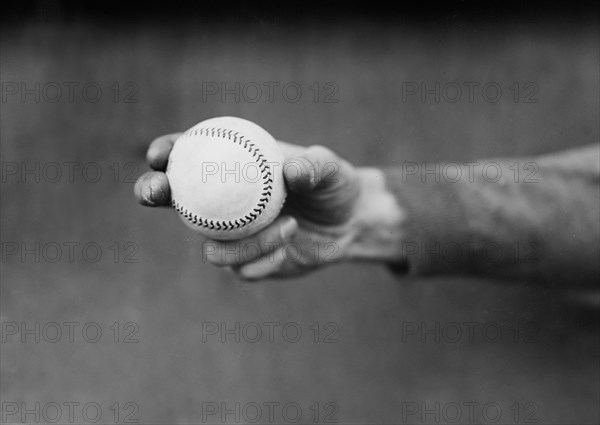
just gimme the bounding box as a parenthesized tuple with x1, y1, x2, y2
(166, 116, 287, 240)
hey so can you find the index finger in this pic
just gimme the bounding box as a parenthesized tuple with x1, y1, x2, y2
(147, 133, 182, 171)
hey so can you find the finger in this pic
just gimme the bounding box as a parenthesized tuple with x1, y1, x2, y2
(235, 243, 326, 280)
(283, 145, 342, 193)
(134, 171, 171, 207)
(235, 246, 288, 280)
(147, 133, 182, 171)
(204, 216, 298, 267)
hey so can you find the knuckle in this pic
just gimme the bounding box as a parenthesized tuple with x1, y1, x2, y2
(307, 144, 332, 159)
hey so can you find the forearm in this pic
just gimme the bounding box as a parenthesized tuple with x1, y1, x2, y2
(349, 144, 600, 285)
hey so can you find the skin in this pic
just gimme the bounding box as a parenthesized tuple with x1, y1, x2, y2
(134, 133, 405, 280)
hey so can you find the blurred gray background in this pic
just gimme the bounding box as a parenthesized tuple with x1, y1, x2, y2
(1, 3, 599, 424)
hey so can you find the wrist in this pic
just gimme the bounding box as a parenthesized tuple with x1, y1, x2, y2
(345, 167, 406, 263)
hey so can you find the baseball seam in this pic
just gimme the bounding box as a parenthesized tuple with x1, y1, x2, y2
(171, 127, 274, 232)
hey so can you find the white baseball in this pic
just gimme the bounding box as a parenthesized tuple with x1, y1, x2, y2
(166, 116, 286, 240)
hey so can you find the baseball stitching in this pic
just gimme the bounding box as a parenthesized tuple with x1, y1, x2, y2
(171, 127, 274, 231)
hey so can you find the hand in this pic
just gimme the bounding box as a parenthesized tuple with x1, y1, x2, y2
(134, 133, 405, 280)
